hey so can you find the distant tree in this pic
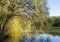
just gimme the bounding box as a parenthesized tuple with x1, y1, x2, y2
(50, 16, 60, 27)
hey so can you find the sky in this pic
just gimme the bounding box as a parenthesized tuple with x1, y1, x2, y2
(47, 0, 60, 16)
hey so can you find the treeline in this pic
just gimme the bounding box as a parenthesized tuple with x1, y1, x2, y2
(48, 16, 60, 27)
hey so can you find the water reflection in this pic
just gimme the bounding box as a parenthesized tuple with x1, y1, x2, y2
(19, 34, 60, 42)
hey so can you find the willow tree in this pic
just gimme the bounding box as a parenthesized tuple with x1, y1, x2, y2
(0, 0, 49, 42)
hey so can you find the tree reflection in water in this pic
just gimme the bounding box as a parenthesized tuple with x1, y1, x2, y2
(19, 35, 51, 42)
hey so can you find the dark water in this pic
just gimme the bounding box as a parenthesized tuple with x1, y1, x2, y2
(19, 34, 60, 42)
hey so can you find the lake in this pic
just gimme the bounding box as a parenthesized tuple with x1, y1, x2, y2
(19, 34, 60, 42)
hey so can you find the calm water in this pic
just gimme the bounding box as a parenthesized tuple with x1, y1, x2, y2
(19, 34, 60, 42)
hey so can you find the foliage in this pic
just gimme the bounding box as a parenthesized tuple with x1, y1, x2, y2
(49, 16, 60, 27)
(0, 0, 49, 42)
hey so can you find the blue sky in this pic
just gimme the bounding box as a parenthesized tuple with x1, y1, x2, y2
(48, 0, 60, 16)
